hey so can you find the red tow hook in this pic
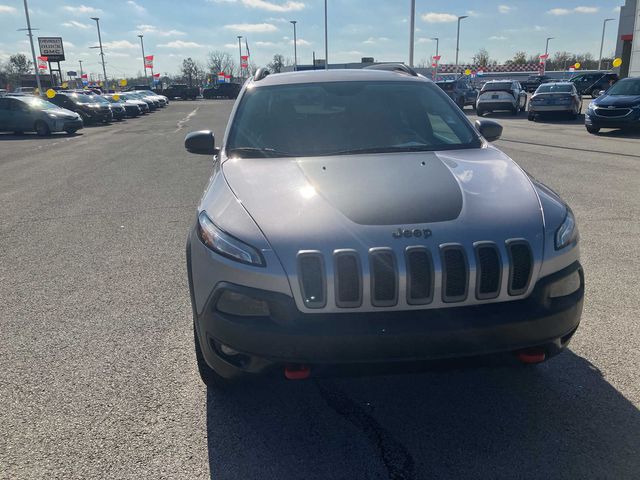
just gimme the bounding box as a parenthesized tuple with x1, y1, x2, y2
(284, 364, 311, 380)
(516, 348, 546, 364)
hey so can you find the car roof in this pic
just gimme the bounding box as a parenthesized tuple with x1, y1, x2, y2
(540, 82, 573, 86)
(251, 69, 430, 87)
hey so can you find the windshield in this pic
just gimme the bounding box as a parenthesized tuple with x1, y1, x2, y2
(481, 82, 512, 92)
(536, 84, 573, 93)
(17, 97, 59, 110)
(436, 82, 455, 91)
(67, 93, 96, 104)
(92, 96, 110, 104)
(227, 81, 480, 157)
(605, 79, 640, 96)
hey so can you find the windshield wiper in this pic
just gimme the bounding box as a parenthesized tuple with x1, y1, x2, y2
(323, 144, 438, 156)
(226, 147, 294, 158)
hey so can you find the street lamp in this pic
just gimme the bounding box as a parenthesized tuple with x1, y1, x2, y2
(138, 34, 147, 82)
(19, 0, 42, 94)
(455, 15, 468, 77)
(290, 21, 298, 71)
(324, 0, 328, 70)
(237, 35, 243, 79)
(90, 17, 108, 91)
(598, 18, 615, 71)
(431, 37, 439, 80)
(542, 36, 554, 74)
(409, 0, 416, 67)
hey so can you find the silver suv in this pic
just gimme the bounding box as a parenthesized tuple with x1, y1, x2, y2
(185, 65, 583, 386)
(476, 80, 528, 116)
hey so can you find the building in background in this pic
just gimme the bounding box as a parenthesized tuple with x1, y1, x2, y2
(615, 0, 639, 77)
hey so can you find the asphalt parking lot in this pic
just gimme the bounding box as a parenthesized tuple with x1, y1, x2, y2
(1, 98, 639, 480)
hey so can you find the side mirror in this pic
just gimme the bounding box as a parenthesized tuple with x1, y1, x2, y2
(595, 90, 606, 97)
(184, 130, 216, 155)
(475, 119, 502, 142)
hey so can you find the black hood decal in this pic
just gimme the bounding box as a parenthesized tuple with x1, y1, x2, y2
(298, 153, 463, 225)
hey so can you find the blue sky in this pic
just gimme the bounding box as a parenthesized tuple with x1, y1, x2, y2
(0, 0, 623, 78)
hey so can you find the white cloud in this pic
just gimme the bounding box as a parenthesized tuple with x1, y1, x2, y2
(255, 41, 278, 47)
(136, 24, 186, 36)
(224, 43, 237, 48)
(158, 40, 204, 48)
(127, 0, 146, 14)
(416, 38, 433, 44)
(421, 12, 458, 23)
(223, 23, 278, 32)
(0, 5, 18, 14)
(63, 20, 92, 29)
(292, 38, 310, 46)
(574, 6, 598, 13)
(548, 6, 599, 15)
(241, 0, 304, 12)
(63, 4, 102, 15)
(102, 40, 138, 50)
(489, 35, 507, 40)
(362, 36, 390, 45)
(498, 5, 512, 14)
(466, 10, 479, 17)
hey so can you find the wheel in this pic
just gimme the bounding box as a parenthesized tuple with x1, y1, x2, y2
(194, 323, 233, 389)
(589, 89, 599, 99)
(528, 113, 535, 121)
(586, 125, 600, 134)
(476, 109, 484, 117)
(13, 131, 23, 135)
(65, 128, 78, 135)
(511, 105, 518, 116)
(35, 120, 50, 136)
(520, 98, 527, 112)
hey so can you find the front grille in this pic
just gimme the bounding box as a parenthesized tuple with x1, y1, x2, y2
(406, 248, 433, 304)
(297, 252, 326, 308)
(475, 243, 501, 299)
(334, 251, 362, 307)
(441, 246, 468, 302)
(507, 241, 533, 295)
(296, 239, 533, 310)
(370, 249, 398, 307)
(595, 107, 631, 117)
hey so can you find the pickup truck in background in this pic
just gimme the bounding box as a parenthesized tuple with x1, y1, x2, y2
(202, 83, 241, 100)
(160, 84, 200, 100)
(521, 75, 554, 93)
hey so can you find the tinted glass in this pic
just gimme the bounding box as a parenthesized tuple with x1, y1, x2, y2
(227, 81, 480, 157)
(481, 82, 513, 92)
(605, 79, 640, 96)
(16, 97, 59, 110)
(536, 84, 573, 93)
(436, 82, 455, 91)
(66, 94, 95, 104)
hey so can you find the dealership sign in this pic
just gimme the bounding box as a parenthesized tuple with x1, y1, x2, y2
(38, 37, 65, 62)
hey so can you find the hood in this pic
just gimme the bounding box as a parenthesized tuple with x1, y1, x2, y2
(221, 147, 544, 257)
(596, 94, 640, 107)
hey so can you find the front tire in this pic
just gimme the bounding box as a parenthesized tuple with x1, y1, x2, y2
(35, 120, 50, 136)
(511, 105, 518, 116)
(476, 108, 484, 117)
(586, 125, 600, 134)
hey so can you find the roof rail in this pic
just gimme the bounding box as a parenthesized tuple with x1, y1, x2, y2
(364, 63, 418, 77)
(253, 68, 270, 81)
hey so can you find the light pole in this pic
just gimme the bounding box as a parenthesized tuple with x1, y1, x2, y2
(543, 36, 554, 73)
(431, 37, 439, 80)
(78, 60, 83, 87)
(455, 15, 468, 78)
(409, 0, 416, 67)
(138, 34, 147, 82)
(598, 18, 614, 71)
(20, 0, 42, 94)
(90, 17, 108, 91)
(324, 0, 328, 69)
(290, 21, 298, 71)
(237, 35, 243, 79)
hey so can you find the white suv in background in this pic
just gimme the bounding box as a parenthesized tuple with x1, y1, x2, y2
(476, 80, 528, 116)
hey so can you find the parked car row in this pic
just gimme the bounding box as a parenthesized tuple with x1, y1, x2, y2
(0, 88, 169, 136)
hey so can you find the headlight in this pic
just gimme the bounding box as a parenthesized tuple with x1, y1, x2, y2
(555, 209, 579, 250)
(46, 113, 58, 118)
(587, 102, 596, 111)
(90, 104, 101, 108)
(197, 211, 264, 266)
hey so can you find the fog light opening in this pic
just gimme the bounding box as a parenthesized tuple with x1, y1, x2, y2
(220, 344, 240, 356)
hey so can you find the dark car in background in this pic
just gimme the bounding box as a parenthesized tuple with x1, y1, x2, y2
(102, 94, 141, 118)
(0, 95, 83, 135)
(528, 82, 582, 120)
(111, 93, 151, 114)
(585, 77, 640, 134)
(90, 95, 126, 121)
(47, 92, 113, 125)
(435, 78, 478, 109)
(162, 84, 199, 100)
(203, 83, 241, 100)
(521, 75, 554, 93)
(570, 72, 618, 97)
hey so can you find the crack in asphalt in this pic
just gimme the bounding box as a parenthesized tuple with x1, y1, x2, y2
(315, 380, 415, 480)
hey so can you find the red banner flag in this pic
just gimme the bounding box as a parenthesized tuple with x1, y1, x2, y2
(37, 56, 48, 69)
(241, 55, 249, 61)
(153, 73, 160, 78)
(432, 55, 441, 61)
(144, 55, 154, 68)
(81, 73, 88, 79)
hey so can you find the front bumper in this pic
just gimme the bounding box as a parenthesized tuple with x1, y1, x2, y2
(62, 118, 83, 131)
(188, 236, 584, 378)
(585, 109, 640, 128)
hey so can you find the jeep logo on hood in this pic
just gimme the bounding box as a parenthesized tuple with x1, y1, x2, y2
(393, 228, 433, 239)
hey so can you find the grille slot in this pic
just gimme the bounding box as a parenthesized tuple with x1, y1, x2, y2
(594, 107, 631, 117)
(297, 252, 326, 308)
(507, 241, 533, 296)
(369, 249, 398, 307)
(406, 248, 434, 304)
(334, 251, 362, 308)
(475, 243, 502, 300)
(441, 246, 468, 302)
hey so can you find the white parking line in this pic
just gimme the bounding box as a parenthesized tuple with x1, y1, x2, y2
(174, 107, 199, 132)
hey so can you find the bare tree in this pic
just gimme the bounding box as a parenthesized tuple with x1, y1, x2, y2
(181, 58, 200, 86)
(267, 54, 285, 73)
(511, 51, 527, 65)
(472, 48, 493, 67)
(206, 51, 237, 77)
